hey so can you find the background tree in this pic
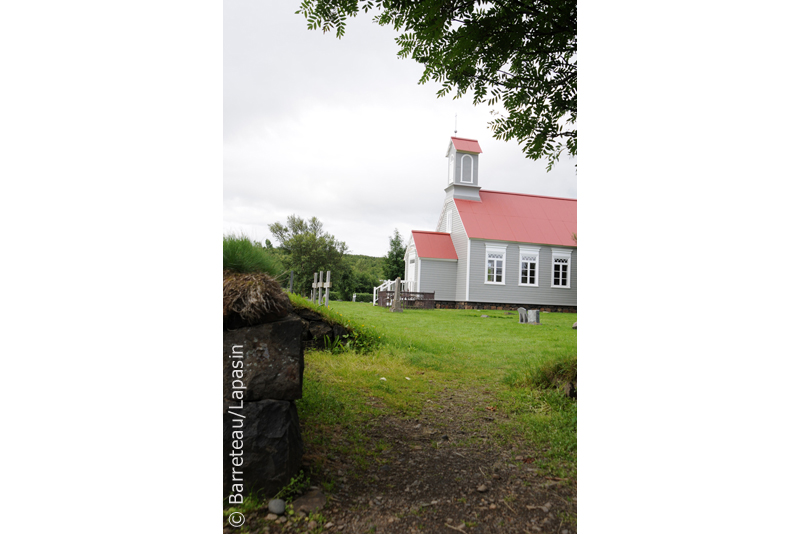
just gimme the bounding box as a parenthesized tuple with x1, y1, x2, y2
(382, 228, 406, 281)
(338, 255, 382, 298)
(338, 265, 380, 298)
(269, 215, 349, 295)
(297, 0, 577, 170)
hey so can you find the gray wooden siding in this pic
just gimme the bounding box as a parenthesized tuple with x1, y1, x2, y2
(419, 259, 457, 300)
(468, 240, 577, 306)
(435, 200, 469, 301)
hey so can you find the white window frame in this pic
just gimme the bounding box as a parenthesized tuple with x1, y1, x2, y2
(484, 243, 507, 285)
(460, 154, 474, 183)
(445, 210, 452, 233)
(551, 248, 572, 289)
(518, 246, 540, 287)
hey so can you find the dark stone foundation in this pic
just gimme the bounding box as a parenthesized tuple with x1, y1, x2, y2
(433, 301, 577, 313)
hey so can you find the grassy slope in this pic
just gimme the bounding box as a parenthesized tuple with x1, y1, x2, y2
(297, 302, 577, 479)
(223, 233, 284, 276)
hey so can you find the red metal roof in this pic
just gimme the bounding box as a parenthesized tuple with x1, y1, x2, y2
(450, 137, 482, 154)
(411, 231, 459, 260)
(454, 190, 577, 246)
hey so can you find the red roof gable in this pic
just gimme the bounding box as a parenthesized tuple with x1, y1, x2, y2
(410, 231, 458, 260)
(450, 137, 482, 154)
(454, 190, 576, 246)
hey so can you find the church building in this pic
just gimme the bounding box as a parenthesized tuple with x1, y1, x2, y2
(403, 137, 577, 311)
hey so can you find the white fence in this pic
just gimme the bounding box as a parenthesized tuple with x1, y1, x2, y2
(372, 279, 410, 306)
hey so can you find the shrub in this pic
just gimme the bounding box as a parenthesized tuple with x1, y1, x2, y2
(326, 291, 370, 302)
(286, 292, 383, 353)
(524, 355, 577, 390)
(223, 233, 284, 276)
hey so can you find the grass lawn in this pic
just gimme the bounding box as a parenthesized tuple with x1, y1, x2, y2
(296, 301, 578, 479)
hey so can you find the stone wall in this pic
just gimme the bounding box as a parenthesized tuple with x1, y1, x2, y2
(293, 306, 351, 350)
(223, 298, 352, 504)
(433, 301, 577, 313)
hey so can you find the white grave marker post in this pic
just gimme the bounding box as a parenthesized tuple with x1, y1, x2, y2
(317, 270, 324, 305)
(324, 271, 331, 307)
(311, 272, 318, 303)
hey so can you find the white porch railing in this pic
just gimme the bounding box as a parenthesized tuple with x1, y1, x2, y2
(373, 279, 411, 305)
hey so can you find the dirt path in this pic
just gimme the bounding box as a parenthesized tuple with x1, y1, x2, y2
(230, 387, 577, 534)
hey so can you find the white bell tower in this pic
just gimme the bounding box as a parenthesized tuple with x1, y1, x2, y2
(445, 136, 482, 201)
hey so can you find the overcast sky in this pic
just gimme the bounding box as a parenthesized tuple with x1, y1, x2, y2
(223, 0, 577, 258)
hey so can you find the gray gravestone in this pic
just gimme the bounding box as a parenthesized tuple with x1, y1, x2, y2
(391, 277, 403, 313)
(527, 309, 540, 325)
(517, 307, 527, 323)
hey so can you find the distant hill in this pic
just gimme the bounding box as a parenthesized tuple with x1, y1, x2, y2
(344, 254, 385, 281)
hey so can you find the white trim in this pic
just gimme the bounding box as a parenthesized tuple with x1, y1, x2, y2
(405, 243, 416, 261)
(417, 257, 422, 292)
(518, 245, 541, 287)
(419, 257, 457, 262)
(550, 247, 572, 289)
(448, 151, 455, 185)
(484, 243, 507, 285)
(446, 210, 452, 233)
(407, 248, 417, 291)
(465, 239, 471, 301)
(435, 199, 453, 233)
(460, 154, 474, 183)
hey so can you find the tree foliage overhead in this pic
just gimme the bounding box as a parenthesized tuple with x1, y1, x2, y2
(296, 0, 577, 170)
(269, 215, 349, 295)
(382, 228, 406, 281)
